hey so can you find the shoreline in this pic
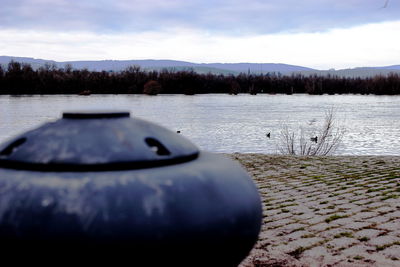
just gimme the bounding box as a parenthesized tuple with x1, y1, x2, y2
(227, 154, 400, 267)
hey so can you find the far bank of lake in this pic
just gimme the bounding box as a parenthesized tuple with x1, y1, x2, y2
(1, 94, 399, 155)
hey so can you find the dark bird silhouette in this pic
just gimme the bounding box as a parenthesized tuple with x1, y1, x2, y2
(310, 136, 318, 143)
(176, 130, 181, 134)
(382, 0, 389, 8)
(266, 132, 270, 138)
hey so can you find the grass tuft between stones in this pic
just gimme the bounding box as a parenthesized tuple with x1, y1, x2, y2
(334, 232, 353, 238)
(325, 214, 348, 223)
(358, 236, 370, 242)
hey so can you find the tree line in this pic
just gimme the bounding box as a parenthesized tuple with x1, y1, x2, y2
(0, 61, 400, 95)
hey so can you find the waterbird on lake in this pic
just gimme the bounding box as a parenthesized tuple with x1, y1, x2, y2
(266, 132, 270, 138)
(308, 118, 317, 125)
(310, 136, 318, 143)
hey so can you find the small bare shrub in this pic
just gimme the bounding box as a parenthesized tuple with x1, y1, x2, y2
(277, 108, 345, 156)
(143, 80, 162, 95)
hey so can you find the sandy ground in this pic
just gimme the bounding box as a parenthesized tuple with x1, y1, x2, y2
(227, 154, 400, 267)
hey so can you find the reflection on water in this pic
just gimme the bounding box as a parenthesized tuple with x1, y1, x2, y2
(1, 94, 400, 155)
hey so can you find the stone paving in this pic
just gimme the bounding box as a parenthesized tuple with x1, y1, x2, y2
(229, 154, 400, 267)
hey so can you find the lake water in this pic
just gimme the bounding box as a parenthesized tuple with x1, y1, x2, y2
(1, 94, 399, 155)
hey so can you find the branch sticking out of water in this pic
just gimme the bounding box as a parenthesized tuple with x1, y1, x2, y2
(277, 108, 345, 156)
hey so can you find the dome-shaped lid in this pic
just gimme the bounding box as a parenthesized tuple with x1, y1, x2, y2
(0, 111, 199, 171)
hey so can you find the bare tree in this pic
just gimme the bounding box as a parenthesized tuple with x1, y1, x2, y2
(277, 108, 345, 156)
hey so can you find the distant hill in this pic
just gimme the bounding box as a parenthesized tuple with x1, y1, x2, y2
(1, 56, 400, 77)
(377, 65, 400, 70)
(0, 56, 59, 70)
(204, 63, 314, 74)
(296, 67, 400, 78)
(0, 56, 314, 75)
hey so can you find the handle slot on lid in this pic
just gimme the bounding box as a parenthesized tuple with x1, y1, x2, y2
(145, 138, 171, 156)
(0, 138, 27, 156)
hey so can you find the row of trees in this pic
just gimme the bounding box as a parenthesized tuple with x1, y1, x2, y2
(1, 61, 400, 95)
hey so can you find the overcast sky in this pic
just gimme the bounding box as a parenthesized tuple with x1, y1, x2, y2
(1, 0, 399, 69)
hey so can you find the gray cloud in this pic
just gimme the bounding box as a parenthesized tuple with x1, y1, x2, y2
(1, 0, 399, 34)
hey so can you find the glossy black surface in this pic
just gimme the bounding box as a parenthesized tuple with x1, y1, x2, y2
(0, 111, 262, 266)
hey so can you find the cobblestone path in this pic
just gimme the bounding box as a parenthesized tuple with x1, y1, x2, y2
(229, 154, 400, 267)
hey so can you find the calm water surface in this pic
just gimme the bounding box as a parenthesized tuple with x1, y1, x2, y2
(1, 94, 399, 155)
